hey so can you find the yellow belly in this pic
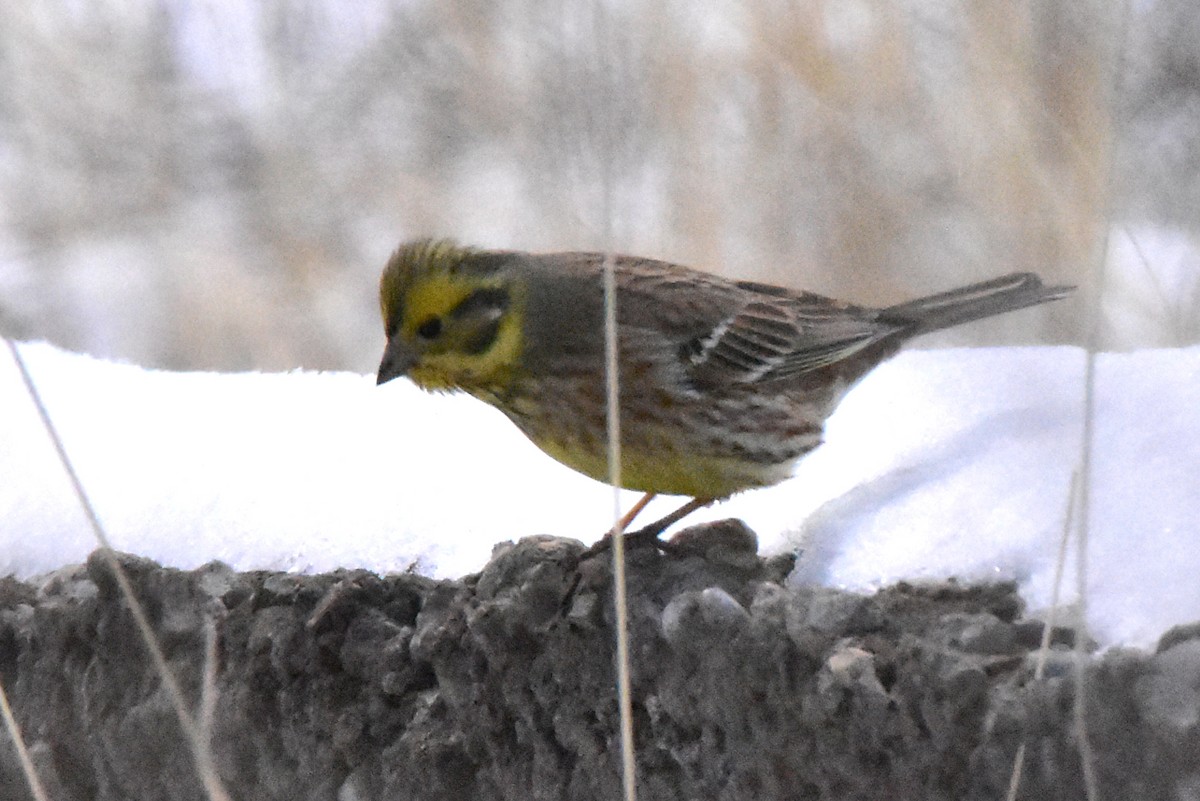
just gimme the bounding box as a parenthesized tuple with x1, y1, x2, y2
(528, 433, 794, 499)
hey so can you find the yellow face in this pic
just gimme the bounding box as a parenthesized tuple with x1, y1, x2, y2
(379, 248, 524, 399)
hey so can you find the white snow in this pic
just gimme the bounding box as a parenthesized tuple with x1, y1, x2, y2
(2, 340, 1197, 648)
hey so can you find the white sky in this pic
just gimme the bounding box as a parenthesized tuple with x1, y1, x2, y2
(1, 340, 1197, 649)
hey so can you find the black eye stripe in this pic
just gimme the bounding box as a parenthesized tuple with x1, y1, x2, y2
(450, 287, 510, 319)
(462, 318, 503, 355)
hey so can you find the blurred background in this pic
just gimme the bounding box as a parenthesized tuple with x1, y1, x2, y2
(0, 0, 1196, 374)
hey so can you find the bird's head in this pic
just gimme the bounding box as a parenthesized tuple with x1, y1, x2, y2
(376, 239, 524, 397)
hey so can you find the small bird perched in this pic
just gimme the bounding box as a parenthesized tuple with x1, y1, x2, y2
(376, 239, 1072, 543)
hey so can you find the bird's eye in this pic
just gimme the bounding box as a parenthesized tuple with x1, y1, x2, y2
(416, 317, 443, 340)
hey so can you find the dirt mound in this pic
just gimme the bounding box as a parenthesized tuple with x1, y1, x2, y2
(2, 522, 1196, 800)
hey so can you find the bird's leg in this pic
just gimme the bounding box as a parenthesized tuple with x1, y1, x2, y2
(627, 496, 715, 542)
(580, 492, 656, 558)
(583, 496, 716, 557)
(615, 492, 657, 533)
(566, 495, 718, 611)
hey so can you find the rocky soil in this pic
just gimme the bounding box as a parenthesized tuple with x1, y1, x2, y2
(2, 520, 1198, 800)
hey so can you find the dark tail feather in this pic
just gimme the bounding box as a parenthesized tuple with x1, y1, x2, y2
(883, 272, 1074, 337)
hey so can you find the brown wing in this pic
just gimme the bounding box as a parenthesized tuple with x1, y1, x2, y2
(679, 287, 903, 386)
(521, 251, 903, 387)
(600, 257, 905, 387)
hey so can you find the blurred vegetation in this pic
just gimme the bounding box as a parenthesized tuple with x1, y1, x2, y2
(0, 0, 1196, 372)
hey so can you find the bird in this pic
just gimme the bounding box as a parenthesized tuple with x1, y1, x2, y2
(375, 239, 1072, 547)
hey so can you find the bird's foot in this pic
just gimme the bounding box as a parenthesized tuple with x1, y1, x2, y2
(579, 525, 676, 560)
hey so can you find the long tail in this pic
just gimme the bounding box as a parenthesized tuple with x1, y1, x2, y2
(882, 272, 1073, 337)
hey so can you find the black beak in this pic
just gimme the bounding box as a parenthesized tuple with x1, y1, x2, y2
(376, 339, 417, 386)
